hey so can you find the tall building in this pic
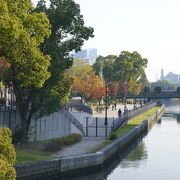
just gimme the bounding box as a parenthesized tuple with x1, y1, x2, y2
(72, 48, 97, 65)
(160, 69, 180, 84)
(160, 69, 165, 80)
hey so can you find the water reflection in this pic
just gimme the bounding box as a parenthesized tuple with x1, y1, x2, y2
(119, 142, 147, 169)
(61, 134, 147, 180)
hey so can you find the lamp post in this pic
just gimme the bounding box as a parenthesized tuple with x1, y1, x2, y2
(99, 66, 108, 137)
(124, 81, 127, 108)
(104, 84, 108, 137)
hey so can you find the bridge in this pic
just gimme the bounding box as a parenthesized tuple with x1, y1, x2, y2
(117, 91, 180, 99)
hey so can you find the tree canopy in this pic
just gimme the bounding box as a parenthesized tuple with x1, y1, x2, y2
(0, 0, 94, 143)
(0, 0, 51, 143)
(68, 59, 105, 101)
(93, 51, 148, 97)
(34, 0, 94, 115)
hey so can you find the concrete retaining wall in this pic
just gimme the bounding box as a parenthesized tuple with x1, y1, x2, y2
(0, 110, 20, 132)
(16, 105, 165, 179)
(0, 110, 71, 140)
(30, 111, 71, 141)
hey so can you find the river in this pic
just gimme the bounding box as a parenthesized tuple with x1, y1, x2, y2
(61, 100, 180, 180)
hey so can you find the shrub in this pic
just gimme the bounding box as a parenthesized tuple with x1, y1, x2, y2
(43, 139, 62, 152)
(0, 128, 16, 180)
(12, 126, 24, 144)
(43, 133, 82, 152)
(109, 133, 117, 140)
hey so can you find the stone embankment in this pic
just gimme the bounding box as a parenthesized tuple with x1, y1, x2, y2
(16, 105, 165, 180)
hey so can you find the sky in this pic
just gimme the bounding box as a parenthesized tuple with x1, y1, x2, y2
(32, 0, 180, 82)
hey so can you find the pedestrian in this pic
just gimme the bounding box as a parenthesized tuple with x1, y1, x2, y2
(124, 105, 128, 114)
(118, 108, 122, 118)
(114, 101, 117, 110)
(112, 104, 114, 111)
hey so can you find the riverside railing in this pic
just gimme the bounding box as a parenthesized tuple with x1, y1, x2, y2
(112, 102, 156, 132)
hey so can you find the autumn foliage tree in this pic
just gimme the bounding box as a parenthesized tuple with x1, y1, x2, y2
(0, 128, 16, 180)
(128, 80, 142, 96)
(68, 59, 105, 102)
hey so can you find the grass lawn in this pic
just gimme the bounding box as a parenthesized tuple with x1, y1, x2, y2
(90, 106, 160, 153)
(15, 133, 82, 164)
(16, 149, 51, 164)
(15, 141, 53, 164)
(115, 106, 159, 137)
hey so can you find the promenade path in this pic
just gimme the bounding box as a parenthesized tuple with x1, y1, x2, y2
(53, 103, 135, 158)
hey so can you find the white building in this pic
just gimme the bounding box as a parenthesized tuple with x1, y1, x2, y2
(73, 48, 97, 65)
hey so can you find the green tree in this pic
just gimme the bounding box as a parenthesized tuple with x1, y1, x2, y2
(143, 86, 150, 95)
(154, 86, 162, 95)
(113, 51, 148, 84)
(34, 0, 94, 116)
(177, 87, 180, 94)
(0, 0, 93, 143)
(0, 128, 16, 179)
(0, 0, 51, 143)
(93, 55, 117, 84)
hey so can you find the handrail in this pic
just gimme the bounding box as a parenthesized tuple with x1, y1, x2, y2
(62, 109, 85, 136)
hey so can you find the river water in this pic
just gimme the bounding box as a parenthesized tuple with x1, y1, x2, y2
(62, 100, 180, 180)
(107, 100, 180, 180)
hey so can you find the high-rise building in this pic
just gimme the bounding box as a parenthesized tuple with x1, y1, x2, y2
(160, 69, 165, 80)
(159, 69, 180, 84)
(72, 48, 97, 65)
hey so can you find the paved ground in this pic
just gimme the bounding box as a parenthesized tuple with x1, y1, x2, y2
(53, 103, 136, 158)
(92, 103, 134, 118)
(53, 137, 105, 158)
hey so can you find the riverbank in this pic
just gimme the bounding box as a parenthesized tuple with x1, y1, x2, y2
(15, 104, 164, 179)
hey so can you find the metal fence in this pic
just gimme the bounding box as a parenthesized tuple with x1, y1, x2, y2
(85, 117, 115, 137)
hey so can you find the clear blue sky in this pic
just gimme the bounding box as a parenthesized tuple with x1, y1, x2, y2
(32, 0, 180, 82)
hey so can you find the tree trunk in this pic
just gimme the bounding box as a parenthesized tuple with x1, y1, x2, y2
(16, 98, 33, 144)
(19, 109, 32, 144)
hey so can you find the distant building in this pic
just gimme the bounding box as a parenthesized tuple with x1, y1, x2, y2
(160, 69, 165, 80)
(160, 69, 180, 84)
(72, 48, 97, 65)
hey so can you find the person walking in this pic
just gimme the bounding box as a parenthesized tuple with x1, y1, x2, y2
(114, 101, 117, 110)
(118, 108, 122, 118)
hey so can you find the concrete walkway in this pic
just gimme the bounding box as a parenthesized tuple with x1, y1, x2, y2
(53, 103, 136, 158)
(53, 137, 105, 158)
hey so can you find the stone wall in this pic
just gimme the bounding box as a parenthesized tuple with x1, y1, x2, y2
(16, 105, 165, 179)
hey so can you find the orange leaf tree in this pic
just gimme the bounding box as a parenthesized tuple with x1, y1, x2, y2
(68, 59, 105, 101)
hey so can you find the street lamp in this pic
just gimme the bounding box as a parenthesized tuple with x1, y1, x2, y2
(104, 84, 108, 137)
(99, 66, 108, 137)
(123, 81, 127, 108)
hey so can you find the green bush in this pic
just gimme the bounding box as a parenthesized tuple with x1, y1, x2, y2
(43, 133, 82, 152)
(43, 139, 62, 152)
(12, 126, 24, 144)
(0, 128, 16, 179)
(109, 132, 117, 140)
